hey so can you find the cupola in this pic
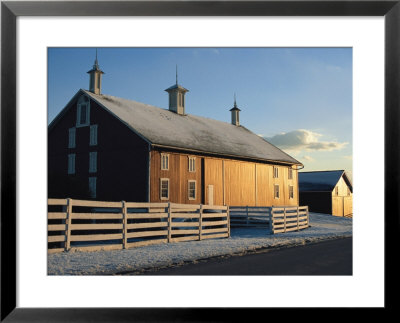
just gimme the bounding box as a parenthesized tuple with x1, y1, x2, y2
(87, 50, 104, 95)
(230, 94, 241, 126)
(165, 66, 189, 115)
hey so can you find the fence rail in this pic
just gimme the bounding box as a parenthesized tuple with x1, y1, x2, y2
(48, 199, 229, 253)
(229, 205, 309, 234)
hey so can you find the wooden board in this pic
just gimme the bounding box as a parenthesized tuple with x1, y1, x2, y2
(126, 230, 168, 239)
(48, 212, 67, 219)
(171, 229, 200, 235)
(71, 212, 122, 219)
(71, 199, 122, 208)
(127, 213, 168, 219)
(48, 235, 66, 242)
(69, 233, 123, 242)
(70, 223, 123, 230)
(48, 224, 66, 231)
(127, 222, 168, 229)
(48, 198, 67, 206)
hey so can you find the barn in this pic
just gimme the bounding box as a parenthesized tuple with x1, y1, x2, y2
(298, 170, 353, 217)
(48, 57, 303, 206)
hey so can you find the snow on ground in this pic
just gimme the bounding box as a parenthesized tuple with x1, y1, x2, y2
(48, 213, 352, 275)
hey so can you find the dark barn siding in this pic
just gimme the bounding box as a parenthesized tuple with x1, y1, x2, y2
(48, 93, 149, 202)
(299, 191, 332, 215)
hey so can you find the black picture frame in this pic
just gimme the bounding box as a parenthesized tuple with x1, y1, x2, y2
(1, 1, 398, 321)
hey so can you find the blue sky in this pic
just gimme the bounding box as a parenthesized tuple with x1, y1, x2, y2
(48, 47, 352, 174)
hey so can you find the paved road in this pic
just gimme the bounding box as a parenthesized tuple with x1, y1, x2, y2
(138, 237, 352, 275)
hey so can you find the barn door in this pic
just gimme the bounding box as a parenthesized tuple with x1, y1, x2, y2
(207, 185, 214, 205)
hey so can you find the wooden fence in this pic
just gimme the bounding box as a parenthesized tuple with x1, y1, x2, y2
(48, 198, 229, 253)
(229, 205, 309, 234)
(270, 206, 309, 234)
(229, 206, 272, 227)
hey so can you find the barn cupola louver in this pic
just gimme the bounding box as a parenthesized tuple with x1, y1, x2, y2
(165, 65, 189, 115)
(229, 93, 241, 126)
(87, 49, 105, 95)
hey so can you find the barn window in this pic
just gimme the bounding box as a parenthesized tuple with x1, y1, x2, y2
(288, 168, 293, 180)
(188, 180, 196, 200)
(188, 157, 196, 172)
(68, 128, 76, 148)
(90, 125, 98, 146)
(289, 185, 294, 199)
(89, 177, 97, 198)
(274, 184, 280, 199)
(161, 154, 169, 170)
(89, 152, 97, 173)
(160, 178, 169, 200)
(68, 154, 75, 174)
(273, 166, 279, 178)
(76, 95, 90, 127)
(335, 186, 339, 196)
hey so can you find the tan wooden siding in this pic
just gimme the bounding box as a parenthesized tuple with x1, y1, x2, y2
(223, 160, 256, 206)
(332, 176, 352, 197)
(150, 151, 202, 204)
(151, 151, 299, 206)
(256, 164, 271, 206)
(331, 175, 352, 217)
(204, 158, 224, 205)
(332, 196, 352, 217)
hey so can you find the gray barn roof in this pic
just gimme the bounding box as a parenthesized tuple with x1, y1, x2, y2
(52, 89, 302, 165)
(298, 170, 352, 192)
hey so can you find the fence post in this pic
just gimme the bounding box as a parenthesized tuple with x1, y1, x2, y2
(227, 206, 231, 238)
(306, 206, 310, 227)
(297, 206, 300, 231)
(65, 198, 72, 251)
(167, 202, 171, 243)
(122, 201, 127, 249)
(283, 207, 287, 233)
(199, 204, 203, 241)
(246, 206, 249, 226)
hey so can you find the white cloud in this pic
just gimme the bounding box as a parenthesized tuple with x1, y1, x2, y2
(301, 155, 314, 162)
(265, 129, 348, 152)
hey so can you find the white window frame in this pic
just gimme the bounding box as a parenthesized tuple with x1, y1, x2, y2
(188, 156, 196, 172)
(68, 127, 76, 148)
(274, 184, 280, 199)
(288, 168, 293, 180)
(76, 95, 90, 127)
(273, 166, 279, 178)
(160, 178, 169, 200)
(89, 152, 97, 173)
(188, 180, 196, 200)
(90, 124, 98, 146)
(161, 153, 169, 170)
(67, 154, 75, 174)
(89, 177, 97, 198)
(289, 185, 294, 199)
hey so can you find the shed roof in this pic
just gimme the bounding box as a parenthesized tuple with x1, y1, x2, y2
(50, 89, 301, 165)
(298, 170, 352, 192)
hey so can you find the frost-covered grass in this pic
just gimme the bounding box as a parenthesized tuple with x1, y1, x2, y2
(48, 213, 352, 275)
